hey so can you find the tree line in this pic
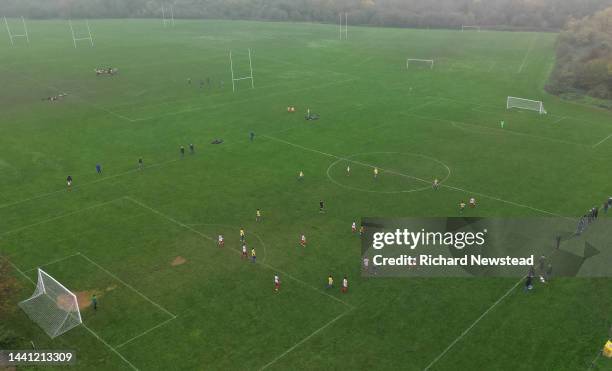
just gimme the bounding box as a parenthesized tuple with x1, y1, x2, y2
(546, 6, 612, 104)
(0, 0, 610, 32)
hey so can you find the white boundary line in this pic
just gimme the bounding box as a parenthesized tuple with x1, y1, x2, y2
(79, 252, 176, 318)
(81, 323, 139, 371)
(447, 118, 587, 148)
(592, 133, 612, 148)
(0, 119, 300, 213)
(1, 197, 124, 236)
(263, 135, 567, 218)
(23, 252, 81, 273)
(422, 276, 524, 370)
(517, 34, 537, 73)
(116, 315, 177, 349)
(259, 309, 352, 370)
(124, 196, 353, 309)
(0, 158, 179, 211)
(127, 78, 357, 122)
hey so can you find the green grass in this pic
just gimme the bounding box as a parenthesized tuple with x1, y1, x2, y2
(1, 19, 611, 370)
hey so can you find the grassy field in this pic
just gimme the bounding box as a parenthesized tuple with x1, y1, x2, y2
(1, 18, 611, 370)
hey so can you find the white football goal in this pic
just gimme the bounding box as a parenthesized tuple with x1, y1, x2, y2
(19, 269, 82, 338)
(407, 58, 434, 69)
(4, 16, 29, 45)
(506, 96, 547, 114)
(461, 25, 481, 32)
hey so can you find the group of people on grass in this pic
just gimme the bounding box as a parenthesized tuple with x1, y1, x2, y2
(43, 92, 68, 102)
(95, 67, 118, 76)
(576, 197, 611, 234)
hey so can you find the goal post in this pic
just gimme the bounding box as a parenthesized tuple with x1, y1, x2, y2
(461, 25, 481, 32)
(69, 19, 94, 48)
(229, 48, 255, 92)
(161, 5, 175, 27)
(4, 16, 30, 45)
(506, 96, 547, 114)
(406, 58, 434, 69)
(339, 12, 348, 40)
(19, 269, 82, 338)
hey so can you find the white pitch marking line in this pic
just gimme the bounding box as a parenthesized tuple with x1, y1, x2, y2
(78, 252, 176, 318)
(23, 252, 81, 273)
(592, 133, 612, 148)
(1, 197, 124, 236)
(116, 315, 178, 349)
(82, 323, 139, 371)
(259, 309, 352, 370)
(446, 118, 586, 148)
(124, 197, 353, 309)
(422, 277, 524, 371)
(0, 158, 179, 211)
(263, 135, 567, 218)
(130, 78, 357, 122)
(0, 65, 137, 123)
(1, 255, 35, 284)
(517, 34, 537, 73)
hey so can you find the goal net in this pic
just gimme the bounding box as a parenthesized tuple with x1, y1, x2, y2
(406, 58, 434, 69)
(506, 96, 547, 114)
(461, 25, 481, 32)
(19, 269, 82, 338)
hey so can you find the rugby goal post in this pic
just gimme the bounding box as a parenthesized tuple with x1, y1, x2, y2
(230, 48, 255, 92)
(461, 25, 481, 32)
(406, 58, 434, 69)
(69, 19, 94, 48)
(4, 16, 29, 45)
(19, 269, 82, 338)
(162, 5, 175, 27)
(339, 12, 348, 40)
(506, 96, 547, 114)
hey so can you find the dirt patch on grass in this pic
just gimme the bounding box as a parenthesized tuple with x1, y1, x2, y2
(171, 256, 187, 266)
(56, 290, 97, 311)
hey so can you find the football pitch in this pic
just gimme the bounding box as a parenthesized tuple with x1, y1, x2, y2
(1, 19, 611, 370)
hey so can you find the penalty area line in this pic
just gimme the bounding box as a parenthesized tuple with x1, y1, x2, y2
(82, 323, 139, 371)
(116, 315, 178, 349)
(78, 251, 176, 318)
(124, 197, 353, 309)
(422, 276, 524, 371)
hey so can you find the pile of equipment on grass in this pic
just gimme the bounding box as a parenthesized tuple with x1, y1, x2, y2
(211, 139, 224, 144)
(95, 67, 118, 76)
(42, 92, 68, 102)
(287, 106, 296, 113)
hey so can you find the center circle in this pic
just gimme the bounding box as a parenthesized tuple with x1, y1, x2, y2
(326, 152, 451, 194)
